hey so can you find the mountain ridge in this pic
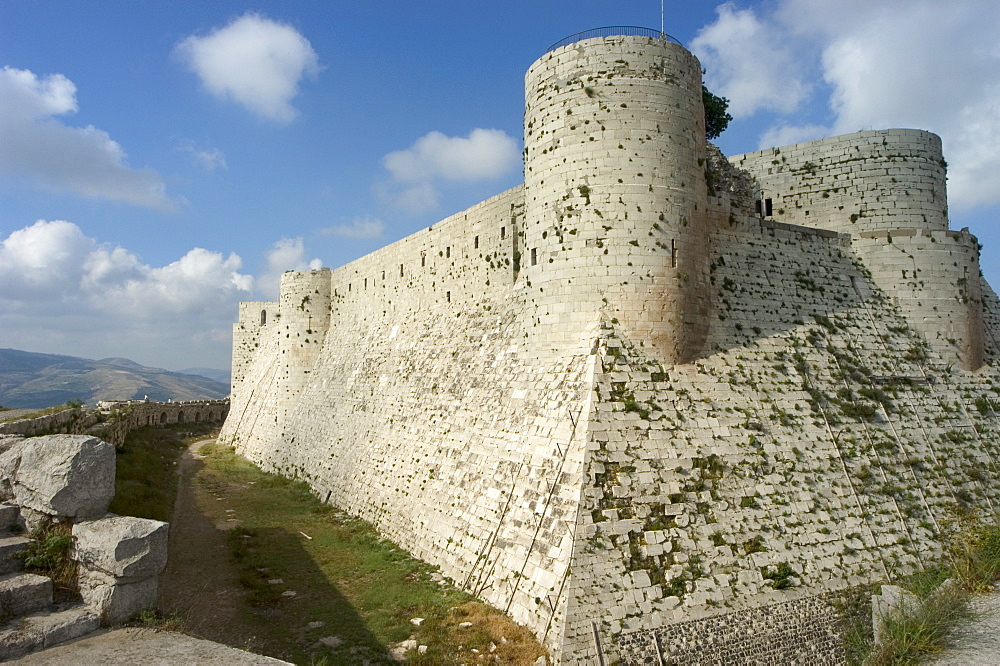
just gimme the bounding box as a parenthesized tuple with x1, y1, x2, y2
(0, 348, 230, 408)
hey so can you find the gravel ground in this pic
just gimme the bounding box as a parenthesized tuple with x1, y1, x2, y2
(927, 589, 1000, 664)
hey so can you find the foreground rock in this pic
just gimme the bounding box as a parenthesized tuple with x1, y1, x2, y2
(0, 435, 115, 522)
(0, 433, 168, 658)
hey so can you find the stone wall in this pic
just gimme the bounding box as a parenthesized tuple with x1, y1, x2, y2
(222, 33, 1000, 664)
(98, 400, 229, 428)
(729, 129, 948, 236)
(0, 408, 94, 437)
(232, 301, 275, 393)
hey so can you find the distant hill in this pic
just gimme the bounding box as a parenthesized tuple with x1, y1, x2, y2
(179, 367, 232, 385)
(0, 348, 230, 408)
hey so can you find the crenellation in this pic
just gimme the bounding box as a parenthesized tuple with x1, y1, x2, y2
(221, 31, 1000, 664)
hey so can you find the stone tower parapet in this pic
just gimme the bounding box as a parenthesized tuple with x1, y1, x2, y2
(732, 129, 982, 369)
(730, 129, 948, 235)
(523, 35, 709, 363)
(275, 269, 331, 428)
(232, 301, 276, 392)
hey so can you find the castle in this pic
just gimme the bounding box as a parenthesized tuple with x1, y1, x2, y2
(221, 29, 1000, 663)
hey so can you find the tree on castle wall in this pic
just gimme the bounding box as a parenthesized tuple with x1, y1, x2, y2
(703, 84, 732, 140)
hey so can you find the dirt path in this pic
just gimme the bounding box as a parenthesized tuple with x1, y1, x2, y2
(157, 438, 263, 652)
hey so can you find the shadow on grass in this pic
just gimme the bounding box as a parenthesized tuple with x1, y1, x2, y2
(231, 524, 396, 664)
(158, 450, 394, 664)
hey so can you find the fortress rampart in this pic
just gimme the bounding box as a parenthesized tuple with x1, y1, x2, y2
(222, 32, 1000, 664)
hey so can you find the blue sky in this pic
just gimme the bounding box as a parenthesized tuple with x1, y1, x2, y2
(2, 1, 998, 372)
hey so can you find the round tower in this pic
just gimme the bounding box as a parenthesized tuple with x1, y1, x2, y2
(522, 31, 709, 364)
(275, 268, 331, 427)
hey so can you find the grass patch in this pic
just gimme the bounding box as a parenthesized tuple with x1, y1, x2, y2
(865, 582, 970, 665)
(196, 441, 548, 665)
(19, 520, 78, 602)
(846, 514, 1000, 664)
(108, 422, 220, 521)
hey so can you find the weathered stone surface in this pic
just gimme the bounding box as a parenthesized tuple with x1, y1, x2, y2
(72, 515, 168, 580)
(0, 534, 31, 574)
(0, 605, 101, 659)
(0, 572, 52, 616)
(0, 435, 115, 520)
(77, 568, 157, 625)
(0, 502, 20, 530)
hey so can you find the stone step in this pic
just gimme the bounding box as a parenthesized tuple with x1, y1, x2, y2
(0, 572, 52, 618)
(0, 534, 30, 574)
(0, 604, 100, 661)
(0, 503, 19, 532)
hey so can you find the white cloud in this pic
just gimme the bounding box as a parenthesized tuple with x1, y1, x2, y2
(691, 3, 810, 117)
(757, 123, 830, 150)
(0, 67, 174, 210)
(381, 128, 520, 213)
(0, 220, 254, 368)
(257, 237, 322, 300)
(179, 141, 227, 171)
(319, 217, 384, 240)
(176, 13, 319, 124)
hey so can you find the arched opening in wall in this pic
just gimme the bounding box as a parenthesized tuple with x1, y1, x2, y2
(178, 411, 185, 423)
(260, 310, 267, 325)
(160, 412, 167, 424)
(147, 415, 152, 425)
(195, 412, 201, 422)
(208, 411, 215, 420)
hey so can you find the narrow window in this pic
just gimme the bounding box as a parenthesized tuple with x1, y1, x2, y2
(765, 198, 773, 216)
(446, 246, 451, 258)
(671, 239, 677, 268)
(446, 291, 451, 303)
(421, 254, 426, 267)
(348, 283, 352, 292)
(260, 310, 267, 326)
(501, 226, 506, 239)
(364, 277, 368, 289)
(382, 270, 385, 280)
(474, 235, 479, 249)
(531, 248, 537, 266)
(400, 264, 404, 277)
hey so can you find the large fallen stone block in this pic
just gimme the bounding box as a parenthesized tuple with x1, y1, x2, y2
(77, 568, 157, 625)
(72, 515, 168, 580)
(0, 435, 115, 520)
